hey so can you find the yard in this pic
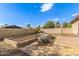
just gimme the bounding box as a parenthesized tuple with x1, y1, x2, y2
(0, 28, 79, 56)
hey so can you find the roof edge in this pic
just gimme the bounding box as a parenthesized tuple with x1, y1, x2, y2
(70, 15, 79, 24)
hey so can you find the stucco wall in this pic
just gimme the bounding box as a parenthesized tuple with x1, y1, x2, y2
(62, 28, 72, 34)
(41, 28, 72, 34)
(41, 28, 61, 34)
(72, 20, 79, 35)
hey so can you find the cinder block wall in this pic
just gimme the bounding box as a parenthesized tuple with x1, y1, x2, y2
(41, 28, 61, 34)
(62, 28, 72, 34)
(41, 28, 72, 34)
(0, 29, 35, 39)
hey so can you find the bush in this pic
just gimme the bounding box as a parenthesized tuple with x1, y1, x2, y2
(35, 28, 41, 33)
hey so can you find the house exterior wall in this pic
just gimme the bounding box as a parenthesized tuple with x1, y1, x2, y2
(72, 20, 79, 35)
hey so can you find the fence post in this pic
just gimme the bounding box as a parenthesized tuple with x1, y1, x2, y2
(61, 24, 63, 35)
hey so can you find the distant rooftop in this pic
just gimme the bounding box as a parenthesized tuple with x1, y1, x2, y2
(0, 24, 22, 29)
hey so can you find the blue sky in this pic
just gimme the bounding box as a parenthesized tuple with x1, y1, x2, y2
(0, 3, 79, 27)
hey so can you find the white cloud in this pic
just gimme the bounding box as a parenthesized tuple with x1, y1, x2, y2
(53, 18, 59, 21)
(72, 13, 79, 16)
(49, 18, 59, 22)
(40, 3, 54, 12)
(25, 23, 30, 25)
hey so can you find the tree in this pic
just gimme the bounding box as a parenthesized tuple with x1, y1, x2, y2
(43, 20, 55, 29)
(63, 22, 68, 28)
(63, 22, 72, 28)
(4, 24, 8, 27)
(0, 24, 8, 28)
(27, 24, 32, 29)
(66, 23, 72, 28)
(55, 22, 61, 28)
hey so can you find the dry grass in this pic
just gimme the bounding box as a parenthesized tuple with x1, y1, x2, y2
(0, 29, 35, 40)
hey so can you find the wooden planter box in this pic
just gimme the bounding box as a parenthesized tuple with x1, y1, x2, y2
(4, 35, 36, 48)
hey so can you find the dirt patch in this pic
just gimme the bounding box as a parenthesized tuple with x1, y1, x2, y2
(0, 41, 14, 51)
(19, 42, 60, 56)
(0, 49, 30, 56)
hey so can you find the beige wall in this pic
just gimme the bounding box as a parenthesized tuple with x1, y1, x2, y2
(41, 28, 61, 34)
(62, 28, 72, 34)
(0, 29, 35, 39)
(72, 20, 79, 35)
(41, 28, 72, 34)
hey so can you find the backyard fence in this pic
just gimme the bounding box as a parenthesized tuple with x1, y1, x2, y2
(41, 28, 72, 34)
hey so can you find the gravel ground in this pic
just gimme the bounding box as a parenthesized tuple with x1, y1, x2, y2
(0, 41, 31, 56)
(19, 42, 60, 56)
(0, 49, 30, 56)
